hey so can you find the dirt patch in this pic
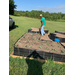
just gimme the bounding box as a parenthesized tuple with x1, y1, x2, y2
(15, 33, 65, 55)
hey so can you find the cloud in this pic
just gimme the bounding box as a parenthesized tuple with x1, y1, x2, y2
(34, 5, 65, 13)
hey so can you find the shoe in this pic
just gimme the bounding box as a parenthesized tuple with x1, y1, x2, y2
(43, 33, 45, 35)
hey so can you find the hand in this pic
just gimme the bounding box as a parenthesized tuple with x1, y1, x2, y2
(40, 27, 41, 29)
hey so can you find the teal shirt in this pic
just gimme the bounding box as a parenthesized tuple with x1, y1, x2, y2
(41, 17, 46, 26)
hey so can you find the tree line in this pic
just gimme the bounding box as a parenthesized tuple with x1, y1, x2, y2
(9, 0, 65, 21)
(14, 10, 65, 21)
(9, 0, 17, 15)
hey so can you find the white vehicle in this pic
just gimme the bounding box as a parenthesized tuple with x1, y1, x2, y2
(9, 16, 15, 28)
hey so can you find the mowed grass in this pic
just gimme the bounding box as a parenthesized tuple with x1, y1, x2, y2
(9, 15, 65, 75)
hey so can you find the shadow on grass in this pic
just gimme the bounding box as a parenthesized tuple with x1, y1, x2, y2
(25, 51, 45, 75)
(9, 25, 19, 31)
(26, 58, 45, 75)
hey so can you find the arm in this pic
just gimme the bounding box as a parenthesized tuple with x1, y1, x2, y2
(40, 21, 43, 29)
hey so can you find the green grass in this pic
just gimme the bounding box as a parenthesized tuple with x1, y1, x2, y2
(9, 15, 65, 75)
(9, 56, 65, 75)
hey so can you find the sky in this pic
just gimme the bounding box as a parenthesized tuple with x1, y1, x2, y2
(14, 0, 65, 13)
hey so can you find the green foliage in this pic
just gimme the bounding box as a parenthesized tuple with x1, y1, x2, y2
(46, 47, 50, 50)
(61, 50, 65, 53)
(38, 40, 40, 42)
(52, 48, 56, 51)
(33, 42, 35, 44)
(25, 45, 27, 48)
(15, 44, 18, 47)
(9, 57, 65, 75)
(39, 46, 42, 49)
(58, 46, 62, 48)
(9, 0, 17, 15)
(30, 46, 32, 48)
(14, 10, 65, 21)
(31, 33, 33, 36)
(26, 39, 29, 43)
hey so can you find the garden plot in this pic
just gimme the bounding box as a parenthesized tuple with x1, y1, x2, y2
(14, 32, 65, 62)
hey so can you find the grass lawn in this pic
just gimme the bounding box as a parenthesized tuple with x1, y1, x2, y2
(9, 15, 65, 75)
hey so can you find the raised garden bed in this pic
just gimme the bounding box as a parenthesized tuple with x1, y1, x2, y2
(14, 33, 65, 62)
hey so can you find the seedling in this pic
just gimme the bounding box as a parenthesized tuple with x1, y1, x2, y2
(46, 47, 50, 50)
(23, 36, 25, 38)
(25, 45, 27, 48)
(29, 27, 32, 30)
(61, 50, 65, 53)
(18, 41, 20, 43)
(51, 45, 53, 47)
(21, 37, 23, 39)
(30, 46, 32, 48)
(36, 36, 38, 39)
(33, 42, 35, 44)
(42, 43, 43, 45)
(32, 38, 34, 40)
(47, 43, 49, 45)
(51, 41, 53, 43)
(46, 41, 48, 43)
(31, 33, 33, 36)
(27, 39, 29, 43)
(15, 44, 18, 47)
(58, 46, 62, 48)
(52, 48, 56, 51)
(39, 46, 42, 49)
(38, 40, 40, 42)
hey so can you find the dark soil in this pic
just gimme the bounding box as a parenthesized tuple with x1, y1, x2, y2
(15, 33, 65, 55)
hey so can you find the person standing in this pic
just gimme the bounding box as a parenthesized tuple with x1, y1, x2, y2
(40, 14, 46, 36)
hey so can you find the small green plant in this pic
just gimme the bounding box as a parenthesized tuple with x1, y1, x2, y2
(61, 50, 65, 53)
(38, 40, 40, 42)
(15, 44, 18, 47)
(29, 27, 32, 30)
(25, 45, 27, 48)
(46, 47, 50, 50)
(21, 37, 23, 39)
(58, 46, 62, 48)
(31, 33, 33, 36)
(47, 43, 49, 45)
(46, 41, 48, 43)
(30, 46, 32, 48)
(52, 48, 56, 51)
(39, 46, 42, 49)
(42, 43, 43, 45)
(36, 36, 38, 39)
(18, 41, 20, 43)
(51, 41, 53, 43)
(32, 38, 34, 40)
(23, 36, 25, 38)
(27, 39, 29, 43)
(33, 42, 35, 44)
(51, 44, 53, 47)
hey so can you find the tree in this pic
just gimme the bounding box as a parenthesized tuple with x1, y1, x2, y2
(9, 0, 17, 15)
